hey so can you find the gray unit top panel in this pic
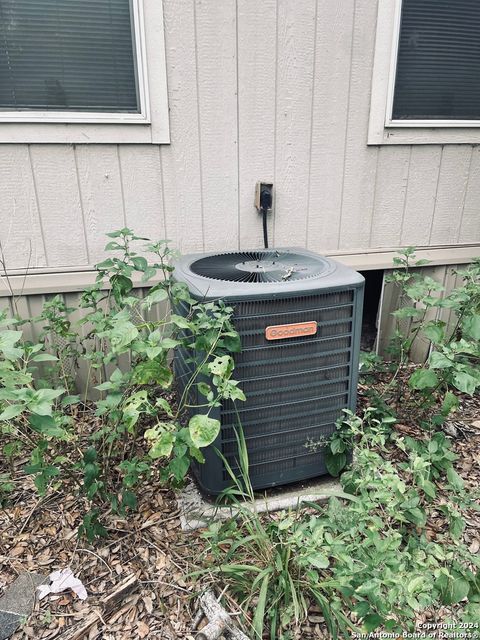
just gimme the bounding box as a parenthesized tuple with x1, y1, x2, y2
(173, 247, 364, 300)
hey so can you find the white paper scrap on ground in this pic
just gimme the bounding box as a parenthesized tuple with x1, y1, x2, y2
(37, 568, 88, 601)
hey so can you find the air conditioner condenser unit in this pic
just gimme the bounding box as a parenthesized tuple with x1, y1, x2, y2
(173, 249, 364, 495)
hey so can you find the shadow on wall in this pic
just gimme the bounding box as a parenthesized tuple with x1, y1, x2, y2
(359, 269, 383, 352)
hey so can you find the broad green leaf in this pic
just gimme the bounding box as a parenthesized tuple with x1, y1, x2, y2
(142, 266, 157, 282)
(362, 613, 384, 632)
(106, 228, 129, 238)
(405, 507, 427, 527)
(330, 437, 345, 455)
(0, 330, 23, 359)
(96, 258, 115, 268)
(143, 288, 168, 306)
(31, 466, 60, 495)
(95, 381, 115, 391)
(121, 490, 137, 511)
(208, 355, 233, 378)
(160, 337, 180, 349)
(0, 404, 24, 420)
(306, 554, 329, 569)
(443, 577, 470, 605)
(392, 306, 422, 320)
(409, 369, 439, 390)
(441, 391, 459, 416)
(131, 256, 148, 272)
(104, 241, 123, 251)
(103, 315, 138, 352)
(31, 353, 58, 363)
(29, 414, 67, 438)
(407, 576, 425, 594)
(414, 258, 431, 267)
(446, 467, 464, 491)
(450, 515, 465, 539)
(111, 368, 124, 383)
(83, 447, 97, 464)
(325, 450, 347, 477)
(35, 388, 65, 402)
(83, 463, 98, 487)
(421, 480, 436, 499)
(429, 351, 452, 369)
(453, 371, 478, 396)
(353, 601, 370, 618)
(149, 432, 175, 459)
(111, 274, 133, 300)
(132, 361, 173, 388)
(189, 414, 221, 448)
(28, 401, 53, 416)
(61, 395, 80, 407)
(155, 397, 174, 417)
(168, 453, 190, 481)
(222, 333, 242, 353)
(197, 382, 211, 397)
(144, 346, 163, 360)
(423, 321, 445, 344)
(277, 515, 295, 531)
(170, 314, 191, 329)
(463, 314, 480, 341)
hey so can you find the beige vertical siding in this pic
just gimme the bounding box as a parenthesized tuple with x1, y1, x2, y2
(378, 263, 471, 362)
(1, 0, 480, 273)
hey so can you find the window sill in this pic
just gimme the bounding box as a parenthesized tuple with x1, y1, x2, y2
(0, 122, 169, 144)
(368, 126, 480, 146)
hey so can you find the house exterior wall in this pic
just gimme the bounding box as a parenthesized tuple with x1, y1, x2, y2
(0, 0, 479, 280)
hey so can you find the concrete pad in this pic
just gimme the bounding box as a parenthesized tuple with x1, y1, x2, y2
(177, 475, 342, 531)
(0, 612, 19, 640)
(0, 573, 45, 640)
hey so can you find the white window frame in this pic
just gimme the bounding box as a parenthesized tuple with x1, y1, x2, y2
(368, 0, 480, 145)
(0, 0, 169, 143)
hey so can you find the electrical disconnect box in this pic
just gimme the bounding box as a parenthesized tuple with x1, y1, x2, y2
(254, 181, 273, 212)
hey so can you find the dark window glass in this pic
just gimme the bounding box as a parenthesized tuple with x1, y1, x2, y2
(392, 0, 480, 120)
(0, 0, 139, 113)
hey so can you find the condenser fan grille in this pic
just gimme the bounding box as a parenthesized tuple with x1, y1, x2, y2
(190, 251, 330, 283)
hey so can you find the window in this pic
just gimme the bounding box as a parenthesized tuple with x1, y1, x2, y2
(0, 0, 169, 143)
(369, 0, 480, 144)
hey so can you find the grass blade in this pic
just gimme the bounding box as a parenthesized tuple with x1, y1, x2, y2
(253, 572, 270, 639)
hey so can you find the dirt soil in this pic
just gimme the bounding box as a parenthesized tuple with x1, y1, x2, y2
(0, 378, 479, 639)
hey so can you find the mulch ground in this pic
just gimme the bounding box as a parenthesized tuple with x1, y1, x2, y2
(0, 374, 479, 639)
(1, 479, 198, 639)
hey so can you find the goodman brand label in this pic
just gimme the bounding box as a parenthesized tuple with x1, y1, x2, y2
(265, 321, 318, 341)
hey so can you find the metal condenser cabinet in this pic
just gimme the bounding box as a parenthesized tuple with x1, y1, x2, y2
(173, 248, 364, 494)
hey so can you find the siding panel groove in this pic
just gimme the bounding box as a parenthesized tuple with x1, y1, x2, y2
(0, 145, 46, 270)
(400, 146, 442, 246)
(369, 145, 411, 248)
(429, 146, 472, 246)
(74, 145, 125, 263)
(337, 0, 379, 250)
(273, 0, 317, 247)
(237, 0, 277, 250)
(159, 0, 204, 253)
(194, 0, 238, 252)
(307, 0, 355, 253)
(29, 145, 88, 267)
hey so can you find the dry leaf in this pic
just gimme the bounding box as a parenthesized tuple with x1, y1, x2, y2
(10, 544, 26, 557)
(469, 539, 480, 554)
(137, 621, 150, 638)
(143, 596, 153, 614)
